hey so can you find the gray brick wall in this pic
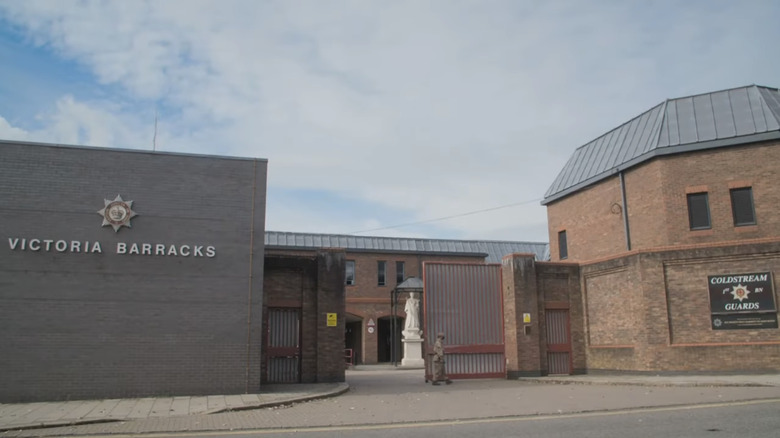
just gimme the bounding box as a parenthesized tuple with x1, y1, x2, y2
(0, 141, 267, 402)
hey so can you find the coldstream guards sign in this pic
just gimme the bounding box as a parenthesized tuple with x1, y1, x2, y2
(708, 272, 778, 330)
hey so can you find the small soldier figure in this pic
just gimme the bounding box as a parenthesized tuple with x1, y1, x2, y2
(431, 332, 452, 385)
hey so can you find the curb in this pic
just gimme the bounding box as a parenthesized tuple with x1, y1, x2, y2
(0, 383, 350, 432)
(520, 378, 774, 388)
(206, 383, 351, 414)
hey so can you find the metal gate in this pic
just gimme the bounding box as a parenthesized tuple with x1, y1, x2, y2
(266, 308, 301, 383)
(423, 263, 505, 379)
(545, 309, 572, 375)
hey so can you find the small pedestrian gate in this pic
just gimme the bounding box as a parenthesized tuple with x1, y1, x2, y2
(545, 309, 572, 375)
(423, 263, 505, 379)
(266, 308, 301, 383)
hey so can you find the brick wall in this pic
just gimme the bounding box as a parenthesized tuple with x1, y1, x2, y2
(262, 251, 346, 384)
(537, 262, 585, 374)
(503, 254, 584, 377)
(547, 140, 780, 263)
(0, 141, 267, 402)
(580, 240, 780, 372)
(267, 248, 485, 365)
(546, 175, 626, 262)
(315, 249, 347, 382)
(344, 253, 484, 364)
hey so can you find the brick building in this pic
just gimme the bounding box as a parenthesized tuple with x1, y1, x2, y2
(265, 231, 549, 365)
(540, 85, 780, 372)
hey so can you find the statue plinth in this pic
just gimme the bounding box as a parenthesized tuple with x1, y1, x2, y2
(402, 327, 422, 340)
(401, 336, 425, 367)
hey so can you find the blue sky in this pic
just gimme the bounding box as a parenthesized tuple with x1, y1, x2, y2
(1, 0, 779, 243)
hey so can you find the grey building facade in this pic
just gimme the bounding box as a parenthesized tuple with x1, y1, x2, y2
(0, 140, 268, 402)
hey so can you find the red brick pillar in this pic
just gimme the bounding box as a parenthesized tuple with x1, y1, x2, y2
(315, 249, 347, 383)
(502, 253, 542, 378)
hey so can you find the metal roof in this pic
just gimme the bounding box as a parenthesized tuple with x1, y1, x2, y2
(264, 231, 550, 262)
(542, 85, 780, 205)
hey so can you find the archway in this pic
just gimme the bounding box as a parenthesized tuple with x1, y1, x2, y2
(377, 315, 403, 363)
(345, 313, 363, 366)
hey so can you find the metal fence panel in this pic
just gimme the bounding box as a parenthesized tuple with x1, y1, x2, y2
(423, 263, 505, 379)
(267, 308, 301, 383)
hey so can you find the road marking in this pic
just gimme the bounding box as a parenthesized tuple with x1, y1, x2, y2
(67, 398, 780, 438)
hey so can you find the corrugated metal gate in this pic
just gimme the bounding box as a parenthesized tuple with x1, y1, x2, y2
(545, 309, 572, 375)
(423, 263, 505, 379)
(266, 308, 301, 383)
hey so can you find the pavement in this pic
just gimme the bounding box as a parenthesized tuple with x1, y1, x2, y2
(0, 382, 349, 432)
(2, 366, 779, 435)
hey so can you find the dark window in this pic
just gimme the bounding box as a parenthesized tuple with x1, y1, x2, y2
(687, 192, 711, 230)
(345, 261, 355, 285)
(396, 261, 405, 284)
(558, 230, 568, 260)
(378, 261, 386, 286)
(730, 187, 756, 226)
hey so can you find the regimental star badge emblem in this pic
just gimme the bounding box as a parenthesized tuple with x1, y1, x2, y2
(730, 284, 750, 302)
(97, 195, 138, 232)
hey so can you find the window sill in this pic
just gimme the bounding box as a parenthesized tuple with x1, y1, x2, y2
(689, 228, 714, 236)
(735, 224, 759, 233)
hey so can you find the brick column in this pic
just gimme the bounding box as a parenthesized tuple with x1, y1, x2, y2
(315, 249, 347, 382)
(502, 254, 542, 378)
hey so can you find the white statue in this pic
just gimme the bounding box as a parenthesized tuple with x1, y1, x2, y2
(404, 292, 420, 331)
(401, 291, 424, 366)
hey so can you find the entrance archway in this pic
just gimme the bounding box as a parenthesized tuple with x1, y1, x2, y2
(377, 316, 403, 363)
(345, 313, 363, 366)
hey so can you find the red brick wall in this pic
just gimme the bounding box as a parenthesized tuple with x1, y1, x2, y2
(266, 248, 485, 364)
(580, 240, 780, 372)
(345, 252, 484, 364)
(547, 140, 780, 263)
(537, 262, 586, 375)
(503, 255, 584, 377)
(546, 175, 626, 262)
(657, 141, 780, 247)
(262, 251, 346, 384)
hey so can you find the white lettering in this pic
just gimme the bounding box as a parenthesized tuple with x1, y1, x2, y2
(725, 302, 760, 311)
(7, 236, 214, 259)
(712, 274, 769, 284)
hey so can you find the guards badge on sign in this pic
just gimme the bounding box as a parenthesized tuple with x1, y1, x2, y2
(97, 195, 138, 232)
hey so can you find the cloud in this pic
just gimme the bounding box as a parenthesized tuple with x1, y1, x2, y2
(1, 0, 779, 242)
(0, 115, 30, 141)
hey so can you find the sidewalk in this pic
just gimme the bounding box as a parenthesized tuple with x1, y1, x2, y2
(2, 370, 779, 433)
(0, 382, 348, 432)
(522, 373, 780, 388)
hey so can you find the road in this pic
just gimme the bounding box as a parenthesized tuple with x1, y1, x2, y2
(38, 399, 780, 438)
(6, 369, 780, 437)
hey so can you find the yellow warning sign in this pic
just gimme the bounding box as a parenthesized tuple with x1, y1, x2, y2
(327, 313, 338, 327)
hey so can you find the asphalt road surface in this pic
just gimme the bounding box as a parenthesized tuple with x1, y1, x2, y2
(7, 369, 780, 437)
(48, 399, 780, 438)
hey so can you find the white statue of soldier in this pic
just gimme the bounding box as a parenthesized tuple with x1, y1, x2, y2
(403, 292, 421, 337)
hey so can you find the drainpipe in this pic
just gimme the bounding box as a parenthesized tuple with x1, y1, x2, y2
(619, 171, 632, 251)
